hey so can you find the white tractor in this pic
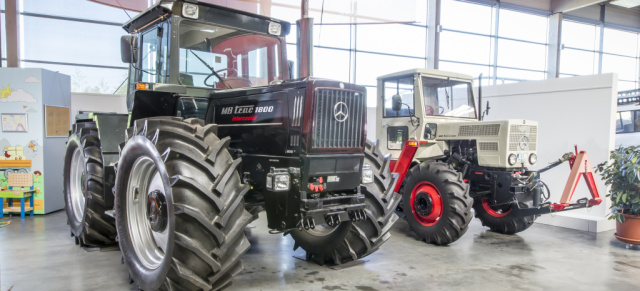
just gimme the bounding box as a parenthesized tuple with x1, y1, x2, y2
(374, 69, 601, 245)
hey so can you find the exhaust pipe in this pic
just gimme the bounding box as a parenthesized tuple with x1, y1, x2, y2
(297, 0, 313, 78)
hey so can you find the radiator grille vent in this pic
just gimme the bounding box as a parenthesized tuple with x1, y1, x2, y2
(292, 95, 303, 127)
(312, 89, 365, 148)
(508, 125, 538, 151)
(290, 134, 300, 147)
(479, 142, 499, 151)
(458, 124, 500, 136)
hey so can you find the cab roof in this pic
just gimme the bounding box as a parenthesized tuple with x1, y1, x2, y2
(377, 68, 474, 83)
(122, 0, 290, 36)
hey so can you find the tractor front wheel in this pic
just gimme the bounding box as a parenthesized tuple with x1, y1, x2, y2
(290, 140, 401, 265)
(400, 161, 473, 245)
(114, 117, 252, 290)
(473, 198, 536, 234)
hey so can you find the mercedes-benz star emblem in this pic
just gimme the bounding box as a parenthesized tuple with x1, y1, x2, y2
(519, 136, 529, 150)
(334, 102, 349, 122)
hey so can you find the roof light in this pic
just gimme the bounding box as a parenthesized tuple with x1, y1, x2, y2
(268, 22, 281, 35)
(136, 83, 149, 90)
(182, 3, 199, 19)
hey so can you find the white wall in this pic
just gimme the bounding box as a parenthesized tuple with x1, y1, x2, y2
(70, 93, 127, 118)
(481, 73, 618, 232)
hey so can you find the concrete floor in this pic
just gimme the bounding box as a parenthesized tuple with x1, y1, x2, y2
(1, 211, 640, 291)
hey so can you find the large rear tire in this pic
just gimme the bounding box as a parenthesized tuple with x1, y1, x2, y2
(63, 122, 116, 247)
(114, 117, 252, 291)
(290, 140, 401, 265)
(473, 198, 536, 234)
(400, 161, 473, 245)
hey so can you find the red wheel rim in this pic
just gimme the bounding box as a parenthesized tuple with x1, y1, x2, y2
(410, 182, 443, 227)
(480, 198, 512, 217)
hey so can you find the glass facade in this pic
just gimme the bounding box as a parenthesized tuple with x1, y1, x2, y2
(0, 0, 638, 98)
(560, 20, 640, 91)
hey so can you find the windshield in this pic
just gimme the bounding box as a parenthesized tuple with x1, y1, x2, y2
(179, 20, 284, 89)
(422, 77, 476, 118)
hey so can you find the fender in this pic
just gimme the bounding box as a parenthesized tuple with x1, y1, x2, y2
(391, 140, 429, 193)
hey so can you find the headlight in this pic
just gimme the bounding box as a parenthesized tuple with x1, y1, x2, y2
(362, 163, 374, 184)
(275, 175, 290, 191)
(529, 153, 537, 165)
(508, 154, 517, 166)
(182, 3, 199, 19)
(266, 168, 290, 191)
(268, 22, 282, 35)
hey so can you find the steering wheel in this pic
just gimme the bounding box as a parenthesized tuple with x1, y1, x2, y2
(204, 68, 238, 87)
(439, 106, 445, 115)
(425, 105, 435, 116)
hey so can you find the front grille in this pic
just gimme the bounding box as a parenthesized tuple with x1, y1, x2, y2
(508, 124, 537, 151)
(312, 89, 365, 148)
(479, 142, 499, 151)
(458, 124, 500, 136)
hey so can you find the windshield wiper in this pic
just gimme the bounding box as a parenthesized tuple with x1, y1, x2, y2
(189, 50, 232, 89)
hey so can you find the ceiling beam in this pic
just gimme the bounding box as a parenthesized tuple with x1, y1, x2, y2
(551, 0, 608, 13)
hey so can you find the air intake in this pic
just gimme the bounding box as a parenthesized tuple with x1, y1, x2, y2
(458, 124, 500, 136)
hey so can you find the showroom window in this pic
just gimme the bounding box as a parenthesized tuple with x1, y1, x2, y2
(2, 0, 130, 94)
(601, 27, 640, 91)
(439, 0, 495, 85)
(560, 19, 640, 91)
(559, 20, 601, 77)
(495, 8, 548, 82)
(18, 0, 130, 94)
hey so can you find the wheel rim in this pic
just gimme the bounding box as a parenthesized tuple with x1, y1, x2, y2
(126, 156, 170, 270)
(480, 198, 512, 217)
(410, 182, 443, 227)
(69, 147, 86, 222)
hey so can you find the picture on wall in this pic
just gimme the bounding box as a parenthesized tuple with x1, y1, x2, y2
(45, 105, 70, 137)
(1, 113, 28, 132)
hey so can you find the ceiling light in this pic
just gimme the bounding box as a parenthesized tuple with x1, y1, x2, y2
(610, 0, 640, 8)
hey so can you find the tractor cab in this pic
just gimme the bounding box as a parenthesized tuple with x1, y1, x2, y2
(377, 69, 478, 157)
(120, 1, 291, 109)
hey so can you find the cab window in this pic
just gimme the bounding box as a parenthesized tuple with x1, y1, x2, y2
(138, 22, 169, 84)
(383, 77, 415, 117)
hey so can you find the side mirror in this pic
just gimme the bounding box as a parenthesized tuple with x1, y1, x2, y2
(485, 101, 490, 116)
(392, 94, 402, 112)
(287, 60, 295, 80)
(121, 35, 138, 63)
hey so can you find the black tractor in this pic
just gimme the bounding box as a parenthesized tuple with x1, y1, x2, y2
(62, 1, 400, 290)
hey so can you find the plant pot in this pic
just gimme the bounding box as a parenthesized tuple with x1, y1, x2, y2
(614, 214, 640, 245)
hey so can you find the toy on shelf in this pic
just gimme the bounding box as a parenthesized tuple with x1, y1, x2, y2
(0, 147, 32, 178)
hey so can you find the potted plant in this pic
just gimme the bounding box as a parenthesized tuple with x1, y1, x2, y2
(596, 145, 640, 244)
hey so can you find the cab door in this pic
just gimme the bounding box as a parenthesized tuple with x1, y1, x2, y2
(376, 74, 424, 160)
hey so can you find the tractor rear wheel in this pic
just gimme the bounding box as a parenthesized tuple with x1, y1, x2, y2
(63, 122, 116, 247)
(473, 198, 535, 234)
(114, 117, 252, 291)
(290, 140, 401, 265)
(400, 161, 473, 245)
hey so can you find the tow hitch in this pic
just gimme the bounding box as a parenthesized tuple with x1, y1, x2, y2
(515, 146, 602, 216)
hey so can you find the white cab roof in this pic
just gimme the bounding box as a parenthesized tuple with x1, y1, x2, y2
(377, 68, 474, 82)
